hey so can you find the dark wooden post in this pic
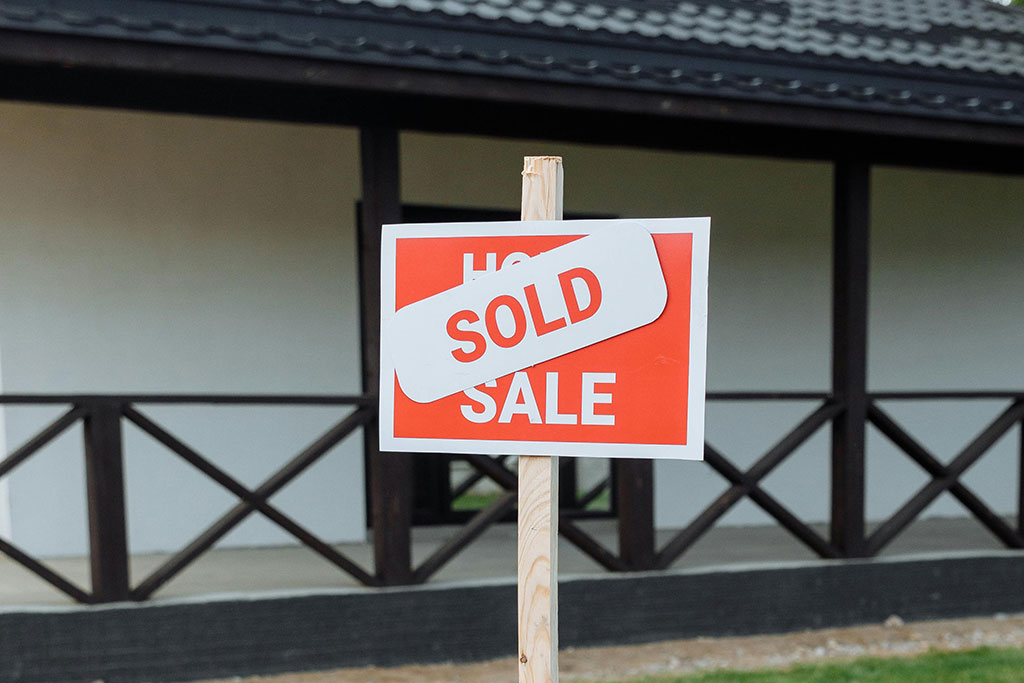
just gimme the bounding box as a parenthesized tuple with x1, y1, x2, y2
(831, 159, 870, 557)
(83, 399, 131, 602)
(558, 458, 578, 510)
(360, 127, 413, 584)
(615, 459, 655, 570)
(1019, 418, 1023, 535)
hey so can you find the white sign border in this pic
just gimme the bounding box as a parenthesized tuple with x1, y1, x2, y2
(379, 217, 710, 461)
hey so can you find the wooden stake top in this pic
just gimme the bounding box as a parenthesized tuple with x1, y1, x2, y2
(521, 156, 564, 222)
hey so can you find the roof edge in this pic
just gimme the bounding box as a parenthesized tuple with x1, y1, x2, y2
(1, 27, 1023, 172)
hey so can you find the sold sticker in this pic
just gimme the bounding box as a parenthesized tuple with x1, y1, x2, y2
(386, 223, 667, 403)
(379, 217, 710, 460)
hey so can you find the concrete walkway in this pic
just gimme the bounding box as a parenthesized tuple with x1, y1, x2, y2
(0, 516, 1010, 607)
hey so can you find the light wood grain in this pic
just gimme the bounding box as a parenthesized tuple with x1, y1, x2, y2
(521, 156, 564, 221)
(518, 155, 562, 683)
(518, 453, 558, 683)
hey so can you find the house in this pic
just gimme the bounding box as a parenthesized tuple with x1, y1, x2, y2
(0, 0, 1022, 680)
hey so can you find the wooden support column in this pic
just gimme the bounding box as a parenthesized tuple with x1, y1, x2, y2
(1019, 418, 1024, 535)
(615, 458, 655, 570)
(360, 127, 413, 585)
(831, 159, 870, 558)
(84, 399, 131, 603)
(558, 459, 577, 511)
(518, 156, 561, 683)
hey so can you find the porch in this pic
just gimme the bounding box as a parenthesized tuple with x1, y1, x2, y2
(0, 386, 1020, 605)
(0, 515, 1015, 607)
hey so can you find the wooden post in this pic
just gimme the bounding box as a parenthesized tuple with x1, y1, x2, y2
(831, 158, 869, 558)
(84, 399, 131, 602)
(518, 156, 562, 683)
(1018, 417, 1023, 536)
(360, 127, 413, 585)
(615, 458, 655, 570)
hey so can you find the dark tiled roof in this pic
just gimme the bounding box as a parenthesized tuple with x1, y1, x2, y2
(2, 0, 1023, 125)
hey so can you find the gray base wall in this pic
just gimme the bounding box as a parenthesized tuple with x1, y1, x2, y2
(3, 553, 1023, 682)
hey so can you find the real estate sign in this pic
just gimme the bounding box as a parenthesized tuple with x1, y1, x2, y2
(379, 217, 710, 460)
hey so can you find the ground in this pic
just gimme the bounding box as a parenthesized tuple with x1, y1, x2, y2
(207, 614, 1024, 682)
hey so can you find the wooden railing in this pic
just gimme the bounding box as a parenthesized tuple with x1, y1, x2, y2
(657, 394, 843, 566)
(866, 392, 1024, 554)
(0, 395, 373, 603)
(0, 391, 1020, 603)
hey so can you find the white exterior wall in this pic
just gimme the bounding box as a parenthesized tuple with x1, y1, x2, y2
(400, 133, 1024, 529)
(867, 167, 1024, 527)
(0, 109, 1020, 558)
(0, 103, 366, 556)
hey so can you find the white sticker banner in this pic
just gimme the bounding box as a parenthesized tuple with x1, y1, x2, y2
(386, 221, 667, 403)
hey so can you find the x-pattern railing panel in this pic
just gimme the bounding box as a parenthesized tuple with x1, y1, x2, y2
(866, 398, 1024, 555)
(0, 406, 93, 603)
(655, 400, 842, 569)
(398, 454, 518, 583)
(412, 490, 518, 583)
(124, 405, 377, 596)
(410, 452, 631, 583)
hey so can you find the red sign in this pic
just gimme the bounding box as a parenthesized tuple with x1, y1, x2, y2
(379, 218, 709, 460)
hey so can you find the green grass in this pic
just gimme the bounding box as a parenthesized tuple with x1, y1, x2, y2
(583, 488, 611, 511)
(451, 492, 503, 511)
(613, 647, 1024, 683)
